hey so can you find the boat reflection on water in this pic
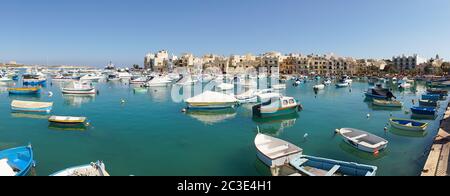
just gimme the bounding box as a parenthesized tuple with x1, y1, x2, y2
(252, 113, 299, 136)
(148, 86, 170, 102)
(411, 114, 437, 120)
(63, 94, 95, 107)
(11, 112, 50, 120)
(48, 122, 88, 132)
(388, 127, 427, 138)
(338, 141, 388, 161)
(254, 158, 273, 176)
(185, 108, 237, 125)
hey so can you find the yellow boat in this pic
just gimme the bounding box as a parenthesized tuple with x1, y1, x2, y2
(48, 116, 87, 124)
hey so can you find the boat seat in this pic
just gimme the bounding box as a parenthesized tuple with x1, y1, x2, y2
(265, 145, 290, 155)
(325, 165, 341, 176)
(0, 159, 16, 176)
(350, 134, 368, 141)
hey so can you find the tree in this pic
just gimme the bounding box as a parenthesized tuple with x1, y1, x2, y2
(441, 62, 450, 74)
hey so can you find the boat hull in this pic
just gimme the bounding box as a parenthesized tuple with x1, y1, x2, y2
(256, 149, 301, 168)
(187, 102, 237, 110)
(8, 88, 40, 95)
(389, 119, 427, 132)
(411, 107, 436, 116)
(253, 105, 300, 118)
(342, 138, 387, 153)
(62, 89, 96, 95)
(0, 145, 34, 176)
(365, 92, 387, 99)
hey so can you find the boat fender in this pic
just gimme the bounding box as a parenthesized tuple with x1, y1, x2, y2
(303, 133, 309, 140)
(367, 113, 370, 118)
(335, 129, 341, 134)
(384, 127, 388, 131)
(181, 108, 187, 113)
(121, 99, 126, 104)
(85, 122, 91, 127)
(48, 91, 53, 97)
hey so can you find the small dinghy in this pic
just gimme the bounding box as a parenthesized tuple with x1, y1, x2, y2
(422, 94, 441, 101)
(254, 133, 303, 168)
(427, 89, 448, 96)
(335, 128, 388, 153)
(11, 100, 53, 113)
(389, 118, 428, 132)
(419, 99, 438, 107)
(286, 155, 377, 176)
(8, 87, 41, 95)
(50, 161, 109, 176)
(48, 116, 87, 124)
(335, 82, 349, 88)
(411, 107, 436, 116)
(373, 99, 402, 107)
(313, 84, 325, 90)
(0, 145, 34, 176)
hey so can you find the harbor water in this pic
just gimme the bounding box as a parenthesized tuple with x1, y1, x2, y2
(0, 78, 447, 176)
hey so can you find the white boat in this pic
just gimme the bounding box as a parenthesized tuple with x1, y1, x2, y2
(50, 161, 109, 176)
(80, 73, 103, 82)
(335, 82, 349, 88)
(342, 75, 353, 84)
(185, 91, 238, 110)
(235, 89, 258, 103)
(177, 76, 198, 86)
(0, 76, 13, 82)
(129, 77, 147, 84)
(336, 128, 388, 153)
(399, 83, 411, 89)
(324, 80, 332, 86)
(145, 77, 172, 87)
(11, 100, 53, 113)
(272, 84, 286, 90)
(118, 72, 133, 80)
(62, 81, 96, 95)
(217, 83, 234, 91)
(254, 133, 303, 168)
(313, 84, 325, 90)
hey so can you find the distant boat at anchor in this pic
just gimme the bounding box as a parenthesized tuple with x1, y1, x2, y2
(62, 81, 96, 95)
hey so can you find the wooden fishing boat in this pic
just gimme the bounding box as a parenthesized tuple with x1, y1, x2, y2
(50, 161, 109, 176)
(254, 133, 303, 168)
(48, 116, 87, 124)
(185, 91, 238, 110)
(8, 87, 41, 95)
(422, 94, 440, 101)
(0, 145, 34, 176)
(335, 128, 388, 153)
(427, 88, 448, 96)
(11, 100, 53, 113)
(285, 155, 377, 176)
(389, 118, 428, 132)
(272, 84, 287, 90)
(372, 99, 402, 107)
(411, 107, 436, 116)
(419, 99, 438, 107)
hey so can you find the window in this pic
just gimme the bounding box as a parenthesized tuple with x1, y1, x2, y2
(283, 100, 288, 105)
(289, 99, 295, 104)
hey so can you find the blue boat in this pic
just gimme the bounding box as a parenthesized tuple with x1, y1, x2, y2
(0, 145, 34, 176)
(389, 118, 428, 132)
(8, 87, 41, 95)
(289, 155, 377, 176)
(411, 107, 436, 116)
(422, 94, 441, 101)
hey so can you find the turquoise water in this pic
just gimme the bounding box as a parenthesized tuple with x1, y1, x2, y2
(0, 77, 447, 176)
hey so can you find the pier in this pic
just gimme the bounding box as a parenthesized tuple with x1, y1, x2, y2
(421, 103, 450, 176)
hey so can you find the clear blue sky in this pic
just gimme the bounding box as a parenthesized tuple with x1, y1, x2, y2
(1, 0, 449, 67)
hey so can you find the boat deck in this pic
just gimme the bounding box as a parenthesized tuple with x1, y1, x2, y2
(422, 103, 450, 176)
